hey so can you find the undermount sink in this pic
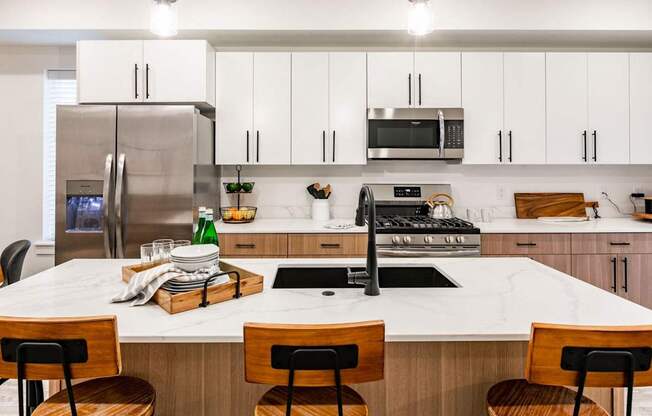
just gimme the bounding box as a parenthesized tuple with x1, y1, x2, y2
(272, 266, 459, 289)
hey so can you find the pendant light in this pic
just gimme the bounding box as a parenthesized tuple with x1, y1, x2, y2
(407, 0, 434, 36)
(150, 0, 178, 37)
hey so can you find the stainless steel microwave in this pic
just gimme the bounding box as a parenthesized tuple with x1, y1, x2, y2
(367, 108, 464, 160)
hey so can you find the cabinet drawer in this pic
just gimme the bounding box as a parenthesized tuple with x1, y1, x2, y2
(481, 233, 571, 255)
(220, 234, 287, 257)
(288, 234, 367, 257)
(571, 233, 652, 254)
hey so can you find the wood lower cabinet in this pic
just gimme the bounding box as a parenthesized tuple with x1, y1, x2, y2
(618, 254, 652, 309)
(220, 234, 288, 257)
(571, 254, 618, 293)
(529, 254, 572, 274)
(288, 234, 367, 257)
(481, 233, 571, 255)
(572, 233, 652, 254)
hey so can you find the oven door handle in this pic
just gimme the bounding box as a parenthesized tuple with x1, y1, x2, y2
(377, 248, 481, 257)
(438, 109, 445, 157)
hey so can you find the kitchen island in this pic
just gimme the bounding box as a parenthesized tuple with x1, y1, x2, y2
(2, 257, 652, 415)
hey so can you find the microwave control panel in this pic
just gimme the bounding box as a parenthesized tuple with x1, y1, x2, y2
(444, 121, 464, 149)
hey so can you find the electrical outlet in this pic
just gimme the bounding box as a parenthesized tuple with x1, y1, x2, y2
(496, 186, 505, 201)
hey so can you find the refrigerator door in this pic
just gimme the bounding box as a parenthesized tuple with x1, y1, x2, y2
(115, 106, 196, 258)
(55, 105, 117, 265)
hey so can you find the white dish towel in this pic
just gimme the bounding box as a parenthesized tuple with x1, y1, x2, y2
(112, 263, 221, 306)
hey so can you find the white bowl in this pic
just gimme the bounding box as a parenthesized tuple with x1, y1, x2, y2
(173, 259, 219, 273)
(170, 244, 219, 260)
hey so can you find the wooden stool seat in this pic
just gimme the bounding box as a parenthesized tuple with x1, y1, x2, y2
(33, 376, 155, 416)
(487, 379, 608, 416)
(255, 386, 367, 416)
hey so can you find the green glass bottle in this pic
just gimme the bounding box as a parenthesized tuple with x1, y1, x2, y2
(200, 209, 219, 247)
(192, 207, 206, 245)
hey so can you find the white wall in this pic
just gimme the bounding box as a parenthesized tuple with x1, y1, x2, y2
(222, 164, 652, 220)
(0, 45, 75, 277)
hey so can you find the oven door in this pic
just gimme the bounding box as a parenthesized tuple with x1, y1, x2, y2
(367, 118, 440, 159)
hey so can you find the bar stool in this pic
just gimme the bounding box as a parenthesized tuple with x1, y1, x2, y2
(244, 320, 385, 416)
(1, 240, 31, 287)
(487, 323, 652, 416)
(0, 315, 155, 416)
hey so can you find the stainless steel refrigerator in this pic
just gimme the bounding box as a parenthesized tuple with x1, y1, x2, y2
(55, 105, 219, 265)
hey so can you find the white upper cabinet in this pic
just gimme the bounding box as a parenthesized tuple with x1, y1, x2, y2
(414, 52, 461, 108)
(215, 52, 254, 165)
(253, 52, 291, 165)
(291, 53, 330, 165)
(143, 40, 215, 106)
(329, 52, 367, 165)
(367, 52, 414, 108)
(77, 41, 143, 103)
(630, 53, 652, 164)
(587, 53, 630, 164)
(503, 53, 546, 164)
(461, 52, 504, 164)
(291, 52, 367, 165)
(546, 53, 589, 164)
(77, 40, 215, 108)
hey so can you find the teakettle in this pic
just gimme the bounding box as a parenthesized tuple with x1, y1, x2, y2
(426, 193, 455, 219)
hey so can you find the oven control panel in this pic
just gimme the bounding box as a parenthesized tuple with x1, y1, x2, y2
(394, 186, 422, 198)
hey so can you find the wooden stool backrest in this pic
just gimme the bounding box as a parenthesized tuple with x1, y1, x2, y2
(244, 320, 384, 387)
(0, 315, 121, 380)
(526, 323, 652, 388)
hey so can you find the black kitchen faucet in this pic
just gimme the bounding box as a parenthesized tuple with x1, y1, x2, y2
(347, 185, 380, 296)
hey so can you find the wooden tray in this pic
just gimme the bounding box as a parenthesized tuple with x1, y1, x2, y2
(514, 193, 587, 219)
(122, 261, 263, 314)
(632, 213, 652, 221)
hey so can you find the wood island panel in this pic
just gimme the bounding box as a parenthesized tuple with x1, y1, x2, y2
(114, 342, 615, 416)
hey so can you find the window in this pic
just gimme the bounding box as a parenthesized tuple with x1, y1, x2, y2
(43, 70, 76, 241)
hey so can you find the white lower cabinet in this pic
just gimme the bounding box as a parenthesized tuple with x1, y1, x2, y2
(291, 52, 366, 165)
(630, 53, 652, 164)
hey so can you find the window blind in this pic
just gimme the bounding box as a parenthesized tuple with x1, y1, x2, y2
(43, 70, 76, 241)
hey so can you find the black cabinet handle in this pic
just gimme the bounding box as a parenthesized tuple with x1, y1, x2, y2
(322, 131, 326, 162)
(622, 257, 629, 293)
(582, 130, 587, 162)
(320, 243, 341, 249)
(235, 243, 256, 249)
(516, 242, 537, 247)
(332, 130, 336, 162)
(592, 130, 597, 162)
(134, 64, 139, 99)
(508, 130, 513, 162)
(498, 131, 503, 162)
(611, 257, 617, 292)
(256, 130, 260, 163)
(408, 74, 412, 106)
(418, 73, 422, 106)
(145, 63, 150, 99)
(610, 242, 631, 246)
(246, 131, 250, 163)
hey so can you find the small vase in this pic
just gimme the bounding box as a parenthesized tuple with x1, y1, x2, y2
(311, 199, 330, 221)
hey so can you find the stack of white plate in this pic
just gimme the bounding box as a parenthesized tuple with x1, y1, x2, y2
(161, 273, 229, 294)
(171, 244, 219, 272)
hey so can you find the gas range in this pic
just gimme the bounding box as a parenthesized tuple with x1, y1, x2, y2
(363, 184, 481, 257)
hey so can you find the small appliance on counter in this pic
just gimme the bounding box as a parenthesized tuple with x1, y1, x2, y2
(359, 184, 481, 257)
(221, 165, 257, 223)
(307, 183, 332, 221)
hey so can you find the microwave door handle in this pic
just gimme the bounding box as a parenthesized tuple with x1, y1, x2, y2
(438, 110, 445, 157)
(115, 153, 126, 259)
(102, 154, 114, 258)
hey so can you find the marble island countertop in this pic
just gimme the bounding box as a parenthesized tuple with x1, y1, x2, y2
(2, 257, 652, 343)
(215, 217, 652, 234)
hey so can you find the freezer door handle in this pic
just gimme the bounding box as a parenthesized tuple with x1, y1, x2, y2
(115, 153, 126, 259)
(102, 154, 114, 258)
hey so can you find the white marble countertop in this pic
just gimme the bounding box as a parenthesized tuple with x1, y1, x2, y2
(215, 217, 652, 234)
(2, 257, 652, 343)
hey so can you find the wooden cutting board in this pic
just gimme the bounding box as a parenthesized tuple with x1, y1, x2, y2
(514, 193, 587, 219)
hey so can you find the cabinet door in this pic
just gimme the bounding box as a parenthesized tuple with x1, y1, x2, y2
(253, 52, 291, 165)
(367, 52, 414, 108)
(77, 40, 143, 103)
(629, 53, 652, 164)
(461, 53, 504, 164)
(215, 52, 253, 164)
(330, 52, 367, 165)
(587, 53, 630, 164)
(503, 53, 546, 164)
(220, 234, 288, 257)
(571, 254, 618, 294)
(143, 40, 214, 106)
(414, 52, 461, 107)
(529, 255, 572, 275)
(291, 53, 329, 165)
(619, 255, 652, 309)
(546, 53, 588, 164)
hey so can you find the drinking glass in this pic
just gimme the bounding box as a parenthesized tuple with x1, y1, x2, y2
(153, 239, 174, 263)
(173, 240, 191, 249)
(140, 243, 155, 265)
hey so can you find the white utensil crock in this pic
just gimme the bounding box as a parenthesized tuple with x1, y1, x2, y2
(311, 199, 330, 221)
